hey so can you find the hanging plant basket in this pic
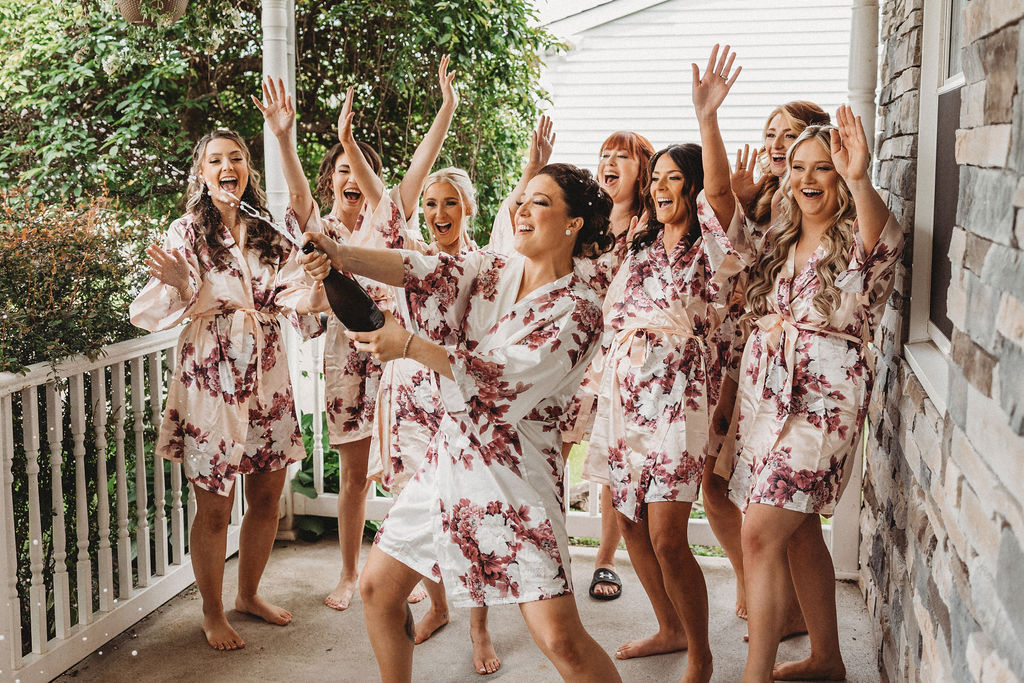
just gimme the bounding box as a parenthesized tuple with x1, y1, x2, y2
(116, 0, 189, 26)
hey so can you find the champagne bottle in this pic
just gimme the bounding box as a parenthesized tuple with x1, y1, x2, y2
(302, 242, 385, 331)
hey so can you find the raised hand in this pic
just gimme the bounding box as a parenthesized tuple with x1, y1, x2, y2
(438, 54, 458, 110)
(692, 43, 741, 119)
(145, 244, 190, 295)
(529, 114, 556, 169)
(831, 104, 870, 183)
(731, 144, 761, 206)
(252, 77, 294, 139)
(337, 86, 356, 146)
(626, 210, 649, 242)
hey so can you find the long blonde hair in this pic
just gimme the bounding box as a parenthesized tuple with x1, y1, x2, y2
(744, 125, 857, 322)
(423, 167, 477, 248)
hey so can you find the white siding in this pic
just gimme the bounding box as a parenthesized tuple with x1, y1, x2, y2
(541, 0, 854, 171)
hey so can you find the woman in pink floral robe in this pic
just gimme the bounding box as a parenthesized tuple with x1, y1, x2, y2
(728, 106, 903, 681)
(303, 164, 622, 682)
(130, 120, 322, 651)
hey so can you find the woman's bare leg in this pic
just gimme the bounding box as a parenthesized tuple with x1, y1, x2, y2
(360, 546, 425, 683)
(741, 503, 810, 682)
(647, 501, 712, 683)
(235, 468, 292, 625)
(413, 576, 449, 643)
(190, 483, 243, 650)
(519, 593, 621, 682)
(593, 484, 623, 596)
(701, 457, 747, 616)
(772, 515, 846, 681)
(470, 606, 500, 675)
(615, 510, 687, 659)
(326, 436, 372, 610)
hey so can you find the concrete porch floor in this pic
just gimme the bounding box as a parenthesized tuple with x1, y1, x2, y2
(57, 538, 879, 682)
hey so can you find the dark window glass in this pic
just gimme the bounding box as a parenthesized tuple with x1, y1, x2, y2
(930, 86, 961, 339)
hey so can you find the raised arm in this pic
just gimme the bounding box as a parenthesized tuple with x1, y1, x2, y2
(507, 115, 555, 215)
(396, 55, 459, 220)
(832, 104, 889, 252)
(338, 86, 385, 212)
(253, 77, 315, 226)
(692, 43, 741, 228)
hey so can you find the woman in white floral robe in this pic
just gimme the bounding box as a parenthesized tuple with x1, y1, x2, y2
(302, 164, 622, 681)
(130, 118, 322, 652)
(728, 106, 903, 681)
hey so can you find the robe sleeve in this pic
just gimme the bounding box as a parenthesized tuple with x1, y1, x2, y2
(129, 217, 202, 332)
(274, 207, 326, 339)
(439, 295, 603, 427)
(483, 196, 517, 256)
(348, 187, 426, 251)
(693, 190, 753, 304)
(837, 213, 904, 327)
(401, 249, 495, 344)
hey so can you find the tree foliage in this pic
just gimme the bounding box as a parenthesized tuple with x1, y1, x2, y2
(0, 0, 559, 239)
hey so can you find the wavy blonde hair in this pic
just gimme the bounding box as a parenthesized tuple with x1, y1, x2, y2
(744, 125, 858, 322)
(423, 167, 477, 248)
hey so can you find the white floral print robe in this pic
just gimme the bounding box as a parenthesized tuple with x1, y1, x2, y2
(374, 249, 604, 607)
(129, 211, 321, 495)
(587, 191, 750, 522)
(727, 214, 903, 515)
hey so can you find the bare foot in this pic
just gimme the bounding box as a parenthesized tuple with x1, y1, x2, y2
(413, 606, 449, 644)
(614, 630, 687, 659)
(202, 612, 245, 651)
(773, 655, 846, 681)
(407, 583, 428, 604)
(471, 628, 501, 675)
(235, 594, 292, 625)
(324, 576, 357, 611)
(735, 581, 747, 620)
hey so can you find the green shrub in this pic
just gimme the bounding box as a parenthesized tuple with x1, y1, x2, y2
(0, 189, 160, 373)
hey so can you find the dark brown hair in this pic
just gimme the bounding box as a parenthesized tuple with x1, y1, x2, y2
(315, 141, 383, 205)
(539, 163, 614, 258)
(632, 143, 704, 253)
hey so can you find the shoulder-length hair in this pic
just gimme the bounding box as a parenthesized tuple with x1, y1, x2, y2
(631, 143, 703, 253)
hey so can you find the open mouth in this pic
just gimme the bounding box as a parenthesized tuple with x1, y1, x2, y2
(771, 154, 785, 165)
(603, 173, 619, 187)
(516, 222, 534, 234)
(433, 221, 453, 235)
(342, 189, 362, 201)
(656, 197, 673, 210)
(219, 177, 239, 194)
(800, 189, 824, 198)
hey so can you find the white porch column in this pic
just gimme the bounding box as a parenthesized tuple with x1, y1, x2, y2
(261, 0, 295, 223)
(831, 0, 880, 580)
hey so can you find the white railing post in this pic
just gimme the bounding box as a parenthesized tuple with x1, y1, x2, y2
(149, 353, 169, 576)
(110, 363, 133, 600)
(69, 373, 93, 627)
(22, 386, 46, 654)
(0, 392, 21, 675)
(91, 368, 115, 612)
(130, 357, 151, 586)
(46, 381, 71, 638)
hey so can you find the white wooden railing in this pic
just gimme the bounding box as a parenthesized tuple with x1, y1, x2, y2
(0, 330, 248, 683)
(1, 327, 859, 681)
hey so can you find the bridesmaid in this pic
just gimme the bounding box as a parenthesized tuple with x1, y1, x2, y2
(729, 106, 902, 681)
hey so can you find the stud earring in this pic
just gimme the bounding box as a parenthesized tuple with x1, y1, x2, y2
(565, 228, 572, 236)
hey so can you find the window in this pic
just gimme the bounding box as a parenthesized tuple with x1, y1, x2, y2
(906, 0, 968, 409)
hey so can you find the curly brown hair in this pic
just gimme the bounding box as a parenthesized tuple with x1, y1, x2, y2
(183, 130, 283, 270)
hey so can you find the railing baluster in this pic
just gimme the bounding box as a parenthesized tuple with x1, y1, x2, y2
(130, 358, 151, 586)
(69, 374, 92, 626)
(187, 481, 197, 537)
(110, 363, 132, 600)
(148, 353, 168, 576)
(46, 381, 71, 638)
(0, 392, 23, 672)
(312, 336, 324, 495)
(22, 386, 46, 653)
(91, 368, 114, 612)
(231, 476, 243, 526)
(165, 346, 186, 563)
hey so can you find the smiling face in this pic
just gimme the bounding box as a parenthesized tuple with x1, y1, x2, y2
(423, 181, 467, 254)
(201, 137, 249, 203)
(789, 138, 841, 222)
(597, 146, 641, 208)
(331, 152, 364, 211)
(650, 154, 690, 229)
(513, 174, 579, 260)
(764, 112, 800, 178)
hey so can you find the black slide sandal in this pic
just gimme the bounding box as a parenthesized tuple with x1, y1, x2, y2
(588, 567, 622, 601)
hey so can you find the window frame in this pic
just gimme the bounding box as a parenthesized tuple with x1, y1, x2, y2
(905, 0, 966, 412)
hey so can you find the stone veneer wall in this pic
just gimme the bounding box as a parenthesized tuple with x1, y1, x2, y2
(862, 0, 1024, 681)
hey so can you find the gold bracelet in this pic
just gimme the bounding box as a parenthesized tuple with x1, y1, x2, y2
(402, 331, 414, 358)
